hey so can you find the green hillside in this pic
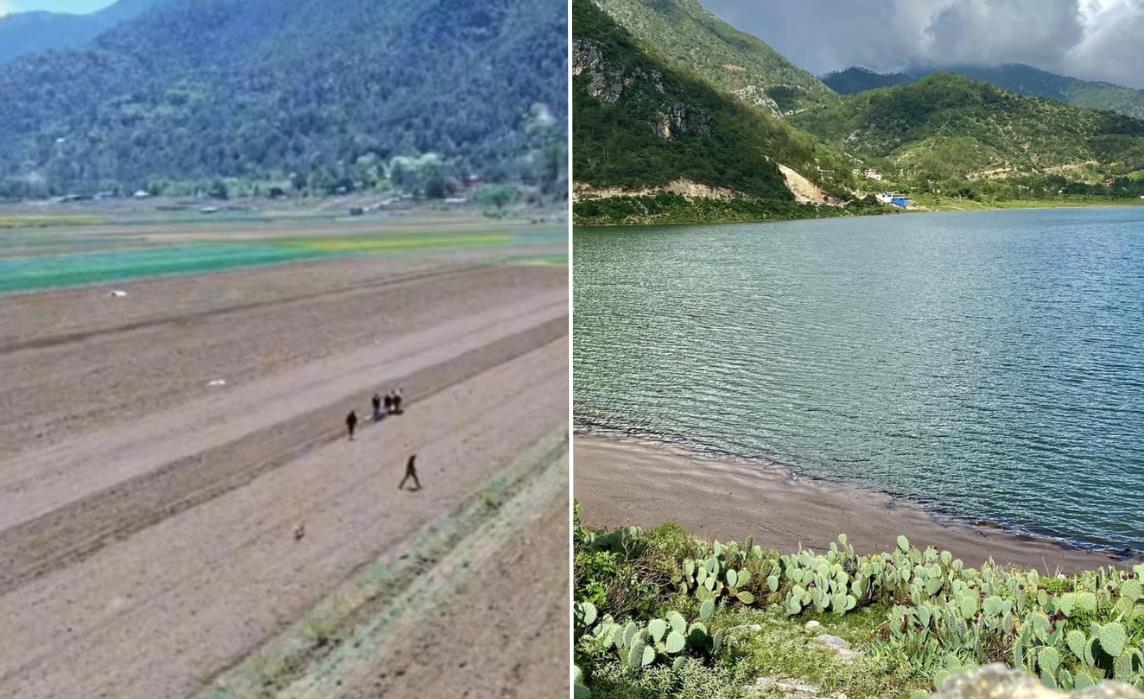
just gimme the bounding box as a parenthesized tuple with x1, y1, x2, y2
(0, 0, 567, 199)
(793, 73, 1144, 199)
(824, 64, 1144, 121)
(593, 0, 837, 116)
(572, 0, 869, 224)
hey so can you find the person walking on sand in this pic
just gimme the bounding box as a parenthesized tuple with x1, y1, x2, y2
(398, 454, 421, 490)
(345, 410, 358, 440)
(393, 388, 404, 414)
(371, 393, 383, 422)
(383, 391, 393, 415)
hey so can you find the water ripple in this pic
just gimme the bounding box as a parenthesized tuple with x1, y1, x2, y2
(575, 208, 1144, 554)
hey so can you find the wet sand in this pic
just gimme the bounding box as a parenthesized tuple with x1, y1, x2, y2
(574, 434, 1141, 574)
(0, 243, 568, 697)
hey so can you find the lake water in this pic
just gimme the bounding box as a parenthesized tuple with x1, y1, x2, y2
(574, 208, 1144, 554)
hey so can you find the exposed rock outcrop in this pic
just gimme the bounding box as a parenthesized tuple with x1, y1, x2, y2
(572, 178, 737, 201)
(932, 664, 1144, 698)
(573, 39, 625, 103)
(573, 39, 708, 141)
(654, 103, 710, 140)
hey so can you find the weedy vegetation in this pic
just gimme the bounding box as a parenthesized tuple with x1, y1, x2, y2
(574, 502, 1144, 698)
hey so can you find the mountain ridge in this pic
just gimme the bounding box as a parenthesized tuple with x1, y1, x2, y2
(591, 0, 837, 117)
(792, 72, 1144, 199)
(0, 0, 170, 67)
(572, 0, 877, 225)
(822, 64, 1144, 120)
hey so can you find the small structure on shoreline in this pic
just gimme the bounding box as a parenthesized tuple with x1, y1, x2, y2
(875, 191, 911, 209)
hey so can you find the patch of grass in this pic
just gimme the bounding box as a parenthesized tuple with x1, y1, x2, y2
(588, 657, 749, 699)
(584, 607, 929, 699)
(726, 607, 929, 699)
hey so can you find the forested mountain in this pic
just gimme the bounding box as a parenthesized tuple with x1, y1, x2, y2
(573, 0, 835, 197)
(793, 73, 1144, 195)
(0, 0, 567, 198)
(592, 0, 837, 116)
(573, 0, 872, 224)
(824, 64, 1144, 120)
(0, 0, 169, 68)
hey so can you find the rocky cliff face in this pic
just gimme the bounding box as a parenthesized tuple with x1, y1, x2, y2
(573, 38, 709, 141)
(573, 39, 627, 103)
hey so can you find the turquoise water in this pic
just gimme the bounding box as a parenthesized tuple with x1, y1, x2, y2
(0, 227, 565, 295)
(574, 207, 1144, 554)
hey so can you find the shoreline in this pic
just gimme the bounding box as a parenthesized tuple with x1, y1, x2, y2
(572, 197, 1144, 227)
(574, 433, 1142, 574)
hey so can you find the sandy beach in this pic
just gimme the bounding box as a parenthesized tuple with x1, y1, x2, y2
(0, 234, 568, 697)
(574, 434, 1142, 574)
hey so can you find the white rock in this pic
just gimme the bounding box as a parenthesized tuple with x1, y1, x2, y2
(812, 634, 858, 664)
(932, 663, 1144, 698)
(750, 676, 848, 699)
(804, 620, 821, 632)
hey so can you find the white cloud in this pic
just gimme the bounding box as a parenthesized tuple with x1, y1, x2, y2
(1066, 0, 1144, 86)
(705, 0, 1144, 88)
(921, 0, 1084, 67)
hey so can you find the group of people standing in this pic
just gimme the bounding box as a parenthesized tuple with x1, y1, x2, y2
(343, 388, 420, 490)
(372, 388, 404, 422)
(344, 388, 404, 440)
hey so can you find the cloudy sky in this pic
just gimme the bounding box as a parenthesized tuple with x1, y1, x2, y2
(704, 0, 1144, 89)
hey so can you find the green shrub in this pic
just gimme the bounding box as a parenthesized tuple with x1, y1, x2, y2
(574, 509, 1144, 695)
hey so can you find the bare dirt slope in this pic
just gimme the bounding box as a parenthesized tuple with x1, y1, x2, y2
(0, 254, 569, 699)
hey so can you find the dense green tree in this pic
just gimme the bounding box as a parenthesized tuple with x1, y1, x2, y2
(475, 184, 517, 217)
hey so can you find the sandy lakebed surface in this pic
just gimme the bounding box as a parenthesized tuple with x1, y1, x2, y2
(0, 224, 569, 698)
(574, 435, 1143, 574)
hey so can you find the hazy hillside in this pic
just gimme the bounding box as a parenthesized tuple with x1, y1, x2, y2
(793, 73, 1144, 193)
(593, 0, 837, 116)
(821, 67, 914, 95)
(0, 0, 567, 198)
(824, 64, 1144, 121)
(0, 0, 168, 67)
